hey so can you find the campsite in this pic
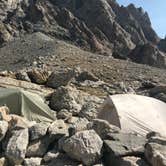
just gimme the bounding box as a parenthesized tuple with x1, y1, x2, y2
(0, 0, 166, 165)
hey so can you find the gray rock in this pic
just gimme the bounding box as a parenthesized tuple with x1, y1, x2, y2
(57, 109, 72, 120)
(145, 142, 166, 166)
(75, 70, 99, 82)
(104, 133, 146, 157)
(5, 128, 29, 165)
(15, 70, 31, 82)
(23, 157, 42, 166)
(45, 153, 80, 166)
(128, 43, 166, 69)
(88, 119, 120, 139)
(26, 135, 51, 157)
(79, 102, 99, 121)
(154, 93, 166, 103)
(27, 68, 50, 85)
(0, 121, 8, 141)
(50, 86, 83, 114)
(63, 130, 103, 165)
(104, 133, 147, 165)
(47, 68, 76, 88)
(48, 120, 68, 140)
(29, 122, 49, 141)
(67, 117, 89, 136)
(119, 157, 149, 166)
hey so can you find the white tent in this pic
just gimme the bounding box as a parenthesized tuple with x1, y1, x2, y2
(97, 94, 166, 137)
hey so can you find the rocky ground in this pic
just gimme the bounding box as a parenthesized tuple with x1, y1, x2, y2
(0, 63, 166, 166)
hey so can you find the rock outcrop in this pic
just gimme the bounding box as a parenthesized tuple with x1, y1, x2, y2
(128, 43, 166, 68)
(0, 0, 160, 59)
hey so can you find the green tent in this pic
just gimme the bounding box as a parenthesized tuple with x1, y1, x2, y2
(0, 88, 56, 122)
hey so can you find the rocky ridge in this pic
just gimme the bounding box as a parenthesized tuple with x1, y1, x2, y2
(0, 0, 165, 68)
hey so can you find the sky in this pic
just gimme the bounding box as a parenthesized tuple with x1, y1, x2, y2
(117, 0, 166, 38)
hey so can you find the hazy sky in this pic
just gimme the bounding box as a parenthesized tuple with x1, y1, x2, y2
(117, 0, 166, 38)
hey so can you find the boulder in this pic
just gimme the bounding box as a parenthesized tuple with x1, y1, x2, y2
(23, 157, 42, 166)
(0, 106, 10, 122)
(145, 142, 166, 166)
(158, 38, 166, 53)
(128, 43, 166, 68)
(29, 122, 49, 141)
(67, 117, 89, 136)
(45, 153, 80, 166)
(57, 109, 72, 120)
(75, 70, 99, 82)
(26, 135, 51, 157)
(0, 121, 8, 141)
(27, 68, 50, 84)
(79, 101, 99, 121)
(15, 70, 31, 82)
(47, 68, 76, 88)
(104, 133, 147, 165)
(5, 128, 29, 165)
(43, 150, 59, 162)
(145, 135, 166, 166)
(0, 157, 8, 166)
(50, 86, 84, 114)
(62, 130, 103, 165)
(48, 120, 68, 140)
(88, 119, 120, 139)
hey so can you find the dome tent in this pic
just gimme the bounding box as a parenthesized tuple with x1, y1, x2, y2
(98, 94, 166, 137)
(0, 88, 56, 122)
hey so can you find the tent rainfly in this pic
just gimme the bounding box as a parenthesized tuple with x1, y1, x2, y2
(0, 88, 56, 122)
(97, 94, 166, 137)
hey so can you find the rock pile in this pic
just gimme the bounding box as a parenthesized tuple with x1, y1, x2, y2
(1, 105, 166, 166)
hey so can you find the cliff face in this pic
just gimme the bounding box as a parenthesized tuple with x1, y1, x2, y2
(0, 0, 165, 68)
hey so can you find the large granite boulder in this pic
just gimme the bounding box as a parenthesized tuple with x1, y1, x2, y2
(62, 130, 103, 165)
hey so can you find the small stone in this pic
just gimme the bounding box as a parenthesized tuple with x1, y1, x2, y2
(23, 157, 42, 166)
(48, 120, 68, 140)
(0, 157, 8, 166)
(120, 157, 149, 166)
(43, 150, 59, 162)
